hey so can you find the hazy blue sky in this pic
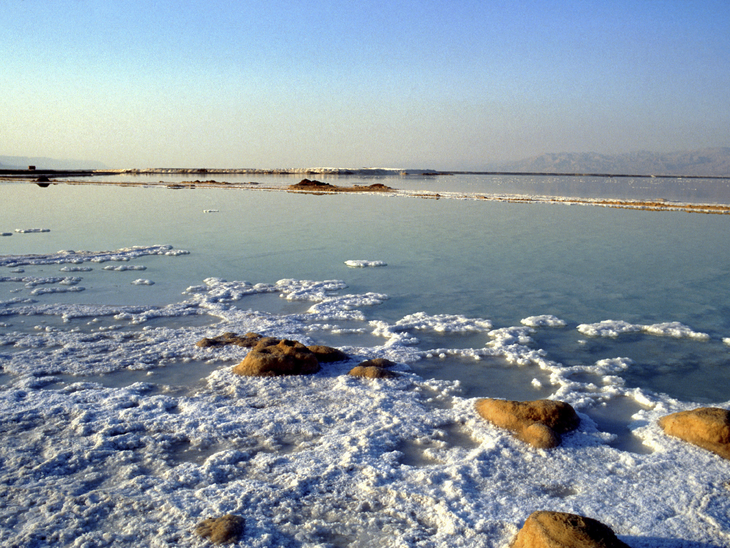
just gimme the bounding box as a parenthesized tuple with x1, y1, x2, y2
(2, 0, 729, 169)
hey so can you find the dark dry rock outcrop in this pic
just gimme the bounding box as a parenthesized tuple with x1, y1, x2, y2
(287, 179, 393, 193)
(289, 178, 334, 190)
(512, 511, 630, 548)
(475, 399, 579, 449)
(658, 407, 730, 460)
(195, 514, 245, 544)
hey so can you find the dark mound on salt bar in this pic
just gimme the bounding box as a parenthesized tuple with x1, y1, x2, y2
(288, 178, 393, 192)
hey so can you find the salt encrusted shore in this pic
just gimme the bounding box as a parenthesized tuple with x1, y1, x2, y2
(11, 174, 730, 215)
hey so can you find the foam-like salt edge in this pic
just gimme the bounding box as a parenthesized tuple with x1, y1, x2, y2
(1, 251, 729, 547)
(344, 260, 388, 268)
(0, 245, 189, 268)
(578, 319, 710, 340)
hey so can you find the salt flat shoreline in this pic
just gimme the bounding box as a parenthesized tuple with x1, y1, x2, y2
(3, 166, 730, 179)
(7, 175, 730, 215)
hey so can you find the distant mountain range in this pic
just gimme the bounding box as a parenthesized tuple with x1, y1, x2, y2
(3, 148, 730, 176)
(0, 155, 107, 170)
(487, 148, 730, 177)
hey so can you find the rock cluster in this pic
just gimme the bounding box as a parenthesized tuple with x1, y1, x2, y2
(512, 511, 629, 548)
(195, 514, 245, 544)
(227, 336, 347, 377)
(475, 399, 580, 449)
(659, 407, 730, 460)
(197, 332, 349, 377)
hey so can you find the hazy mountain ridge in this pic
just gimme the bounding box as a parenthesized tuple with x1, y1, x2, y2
(489, 148, 730, 176)
(0, 155, 107, 170)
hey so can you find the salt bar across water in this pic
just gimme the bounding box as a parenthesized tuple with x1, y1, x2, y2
(1, 176, 730, 547)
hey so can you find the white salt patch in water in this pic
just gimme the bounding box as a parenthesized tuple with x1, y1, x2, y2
(521, 315, 566, 327)
(14, 228, 50, 233)
(344, 260, 388, 268)
(60, 266, 93, 272)
(104, 265, 147, 271)
(0, 245, 189, 268)
(578, 319, 710, 340)
(130, 279, 154, 285)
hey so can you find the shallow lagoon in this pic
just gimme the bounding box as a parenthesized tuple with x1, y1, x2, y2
(1, 177, 730, 547)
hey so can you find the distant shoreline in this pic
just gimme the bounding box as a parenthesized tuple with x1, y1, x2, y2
(1, 167, 730, 180)
(3, 172, 730, 215)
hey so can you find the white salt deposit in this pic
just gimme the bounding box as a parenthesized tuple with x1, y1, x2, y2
(344, 260, 388, 268)
(14, 227, 50, 233)
(131, 279, 155, 285)
(1, 245, 729, 547)
(577, 319, 710, 340)
(104, 265, 147, 271)
(521, 315, 566, 327)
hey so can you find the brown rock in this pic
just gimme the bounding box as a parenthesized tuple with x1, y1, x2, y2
(195, 514, 245, 544)
(307, 345, 349, 363)
(232, 338, 320, 377)
(357, 358, 396, 368)
(348, 365, 399, 379)
(512, 511, 629, 548)
(658, 407, 730, 460)
(475, 399, 580, 449)
(196, 332, 263, 348)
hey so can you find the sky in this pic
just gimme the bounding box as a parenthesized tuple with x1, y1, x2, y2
(2, 0, 729, 170)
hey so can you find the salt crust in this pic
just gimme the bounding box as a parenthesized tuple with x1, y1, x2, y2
(521, 315, 567, 328)
(1, 250, 730, 546)
(344, 260, 388, 268)
(577, 319, 710, 340)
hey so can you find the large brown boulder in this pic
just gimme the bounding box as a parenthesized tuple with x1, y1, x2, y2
(195, 514, 245, 544)
(475, 399, 580, 449)
(512, 511, 629, 548)
(658, 407, 730, 460)
(232, 338, 320, 376)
